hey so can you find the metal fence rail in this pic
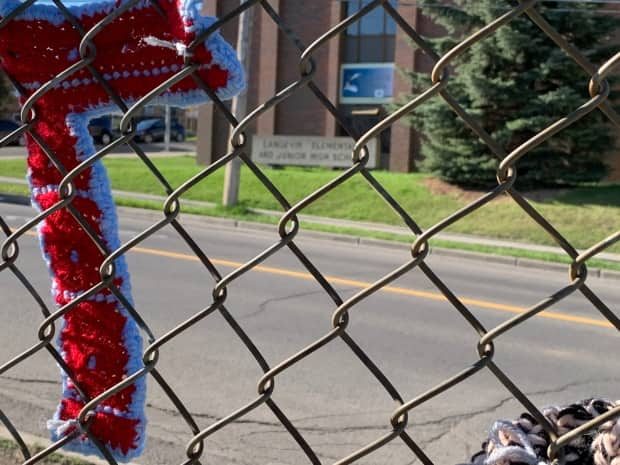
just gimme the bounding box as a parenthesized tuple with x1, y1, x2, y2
(0, 1, 619, 464)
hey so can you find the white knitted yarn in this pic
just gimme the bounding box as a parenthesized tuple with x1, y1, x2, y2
(592, 415, 620, 465)
(460, 399, 619, 465)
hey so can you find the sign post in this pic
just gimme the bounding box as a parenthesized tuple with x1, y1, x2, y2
(223, 0, 254, 206)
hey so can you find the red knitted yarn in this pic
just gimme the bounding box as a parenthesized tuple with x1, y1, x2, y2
(61, 398, 140, 455)
(0, 0, 241, 460)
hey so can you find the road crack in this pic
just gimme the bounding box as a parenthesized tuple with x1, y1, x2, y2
(243, 287, 353, 320)
(148, 375, 619, 447)
(412, 376, 620, 449)
(0, 375, 56, 385)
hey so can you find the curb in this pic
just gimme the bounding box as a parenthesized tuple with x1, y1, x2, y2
(0, 193, 30, 206)
(2, 192, 619, 280)
(119, 207, 620, 280)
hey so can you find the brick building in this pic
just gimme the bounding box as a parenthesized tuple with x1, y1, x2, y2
(197, 1, 620, 177)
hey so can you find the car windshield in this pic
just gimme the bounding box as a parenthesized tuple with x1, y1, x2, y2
(136, 119, 160, 131)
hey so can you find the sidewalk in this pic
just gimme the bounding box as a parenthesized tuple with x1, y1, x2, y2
(1, 175, 619, 269)
(0, 140, 196, 161)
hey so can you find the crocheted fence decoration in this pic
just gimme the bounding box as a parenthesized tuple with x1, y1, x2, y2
(461, 399, 619, 465)
(0, 0, 243, 461)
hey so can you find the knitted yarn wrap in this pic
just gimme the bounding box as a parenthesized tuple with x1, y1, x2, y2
(460, 399, 619, 465)
(0, 0, 244, 461)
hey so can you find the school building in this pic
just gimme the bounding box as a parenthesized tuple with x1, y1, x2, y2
(194, 0, 620, 179)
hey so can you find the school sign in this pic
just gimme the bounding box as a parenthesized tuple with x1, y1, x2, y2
(251, 135, 378, 168)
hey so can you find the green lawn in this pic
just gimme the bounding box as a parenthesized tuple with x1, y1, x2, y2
(0, 437, 97, 465)
(1, 155, 618, 254)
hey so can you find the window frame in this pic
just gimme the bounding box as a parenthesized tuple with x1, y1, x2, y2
(342, 0, 398, 64)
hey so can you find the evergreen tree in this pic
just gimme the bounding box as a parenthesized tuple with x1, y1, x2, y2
(405, 0, 619, 189)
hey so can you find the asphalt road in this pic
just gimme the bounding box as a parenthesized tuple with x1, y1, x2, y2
(0, 203, 618, 465)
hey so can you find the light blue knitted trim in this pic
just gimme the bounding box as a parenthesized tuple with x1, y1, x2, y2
(0, 0, 151, 26)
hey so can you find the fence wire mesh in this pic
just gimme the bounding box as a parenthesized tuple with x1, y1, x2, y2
(0, 0, 619, 464)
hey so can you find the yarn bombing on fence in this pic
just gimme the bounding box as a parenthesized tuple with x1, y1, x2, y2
(0, 0, 244, 461)
(459, 399, 619, 465)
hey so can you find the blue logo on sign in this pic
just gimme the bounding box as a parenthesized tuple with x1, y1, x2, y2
(340, 64, 394, 103)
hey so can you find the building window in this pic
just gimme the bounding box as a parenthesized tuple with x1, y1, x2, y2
(343, 0, 397, 63)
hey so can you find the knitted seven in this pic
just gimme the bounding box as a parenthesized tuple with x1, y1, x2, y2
(0, 0, 244, 460)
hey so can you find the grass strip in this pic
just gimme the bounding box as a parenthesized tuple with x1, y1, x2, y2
(2, 156, 618, 252)
(0, 438, 96, 465)
(109, 195, 620, 273)
(0, 183, 29, 197)
(2, 180, 619, 272)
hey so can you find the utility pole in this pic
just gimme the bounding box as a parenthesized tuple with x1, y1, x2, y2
(223, 0, 254, 206)
(164, 104, 171, 152)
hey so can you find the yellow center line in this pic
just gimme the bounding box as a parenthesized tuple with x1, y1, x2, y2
(131, 246, 614, 329)
(12, 230, 613, 329)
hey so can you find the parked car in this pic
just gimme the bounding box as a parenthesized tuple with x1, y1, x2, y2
(88, 115, 116, 145)
(0, 119, 26, 146)
(134, 118, 186, 144)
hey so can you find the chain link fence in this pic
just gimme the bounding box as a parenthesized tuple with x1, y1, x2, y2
(0, 0, 619, 464)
